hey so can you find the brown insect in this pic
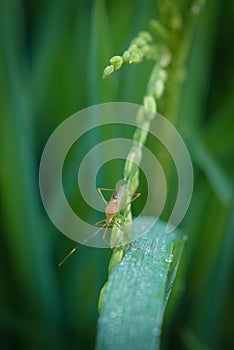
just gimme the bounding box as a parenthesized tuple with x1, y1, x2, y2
(58, 179, 140, 266)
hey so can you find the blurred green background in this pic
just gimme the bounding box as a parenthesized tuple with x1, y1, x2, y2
(0, 0, 233, 349)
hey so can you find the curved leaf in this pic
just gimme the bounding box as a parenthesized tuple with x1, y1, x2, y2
(96, 217, 186, 350)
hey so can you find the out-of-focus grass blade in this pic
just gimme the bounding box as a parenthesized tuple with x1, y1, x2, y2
(190, 137, 232, 204)
(205, 92, 234, 159)
(0, 0, 60, 336)
(96, 217, 186, 350)
(88, 0, 114, 104)
(187, 193, 234, 348)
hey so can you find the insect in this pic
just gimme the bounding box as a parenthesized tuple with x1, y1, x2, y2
(85, 179, 141, 247)
(58, 179, 140, 266)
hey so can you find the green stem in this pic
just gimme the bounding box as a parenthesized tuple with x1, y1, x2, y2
(162, 0, 206, 123)
(100, 0, 206, 306)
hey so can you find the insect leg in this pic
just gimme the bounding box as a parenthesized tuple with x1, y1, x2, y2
(97, 188, 115, 205)
(84, 223, 107, 243)
(120, 192, 141, 212)
(128, 192, 141, 204)
(102, 226, 112, 247)
(111, 221, 137, 249)
(94, 218, 107, 226)
(113, 220, 126, 233)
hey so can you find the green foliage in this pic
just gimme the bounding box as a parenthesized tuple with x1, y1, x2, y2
(98, 2, 205, 347)
(96, 218, 186, 350)
(0, 0, 233, 350)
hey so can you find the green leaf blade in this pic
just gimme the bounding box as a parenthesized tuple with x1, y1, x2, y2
(96, 217, 186, 350)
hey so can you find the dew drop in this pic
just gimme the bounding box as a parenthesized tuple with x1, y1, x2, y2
(164, 253, 173, 263)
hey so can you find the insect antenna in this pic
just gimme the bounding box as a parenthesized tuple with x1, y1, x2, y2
(58, 223, 108, 267)
(58, 245, 79, 267)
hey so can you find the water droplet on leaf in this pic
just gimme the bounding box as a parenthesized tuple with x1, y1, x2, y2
(164, 254, 173, 263)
